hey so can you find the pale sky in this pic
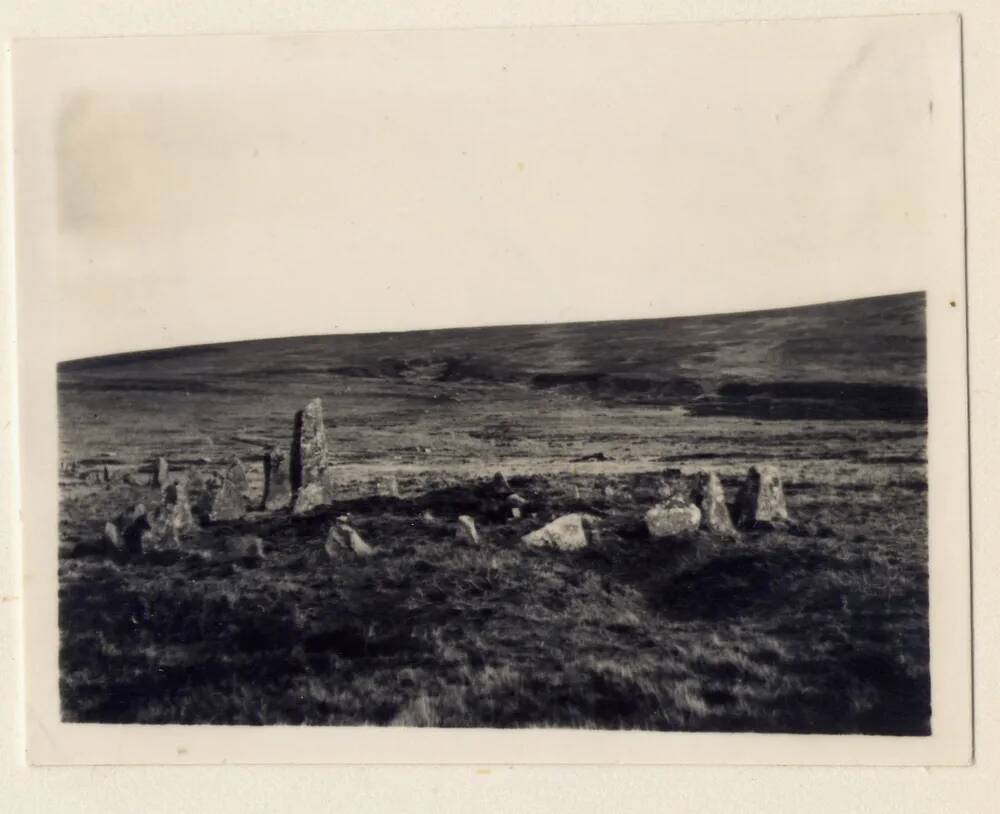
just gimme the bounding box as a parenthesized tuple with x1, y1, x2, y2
(13, 16, 964, 360)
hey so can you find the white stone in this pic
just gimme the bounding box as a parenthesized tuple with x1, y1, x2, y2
(522, 513, 596, 551)
(645, 503, 701, 539)
(456, 515, 480, 545)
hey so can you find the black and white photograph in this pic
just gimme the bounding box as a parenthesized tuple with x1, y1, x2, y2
(11, 13, 971, 767)
(56, 292, 932, 734)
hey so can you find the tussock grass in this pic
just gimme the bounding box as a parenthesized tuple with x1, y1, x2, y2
(58, 467, 929, 733)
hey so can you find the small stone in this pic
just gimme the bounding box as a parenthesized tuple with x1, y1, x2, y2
(456, 515, 480, 545)
(153, 457, 169, 488)
(736, 465, 790, 528)
(511, 507, 522, 520)
(492, 471, 512, 494)
(342, 524, 373, 556)
(262, 447, 292, 511)
(209, 458, 249, 521)
(326, 520, 372, 557)
(149, 479, 197, 544)
(324, 526, 345, 559)
(507, 493, 528, 507)
(694, 471, 737, 537)
(421, 510, 436, 522)
(102, 521, 120, 550)
(645, 503, 701, 539)
(522, 513, 596, 551)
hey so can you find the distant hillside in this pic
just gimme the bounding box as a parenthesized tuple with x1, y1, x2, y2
(60, 292, 926, 421)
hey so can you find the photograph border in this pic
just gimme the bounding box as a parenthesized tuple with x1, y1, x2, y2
(10, 13, 972, 767)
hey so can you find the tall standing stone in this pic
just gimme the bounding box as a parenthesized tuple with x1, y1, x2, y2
(694, 471, 738, 537)
(210, 457, 249, 521)
(291, 398, 332, 514)
(736, 465, 790, 528)
(262, 447, 292, 511)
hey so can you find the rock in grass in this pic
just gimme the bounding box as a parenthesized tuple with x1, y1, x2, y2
(209, 458, 249, 521)
(262, 447, 292, 511)
(324, 526, 344, 559)
(152, 457, 169, 488)
(736, 465, 790, 528)
(645, 503, 701, 540)
(507, 493, 528, 507)
(345, 526, 373, 557)
(326, 522, 374, 557)
(102, 521, 120, 550)
(456, 515, 480, 545)
(149, 479, 197, 544)
(693, 471, 738, 537)
(522, 513, 596, 551)
(492, 471, 512, 495)
(510, 507, 522, 520)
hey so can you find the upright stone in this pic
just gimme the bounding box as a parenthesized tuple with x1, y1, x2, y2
(262, 447, 292, 511)
(149, 479, 196, 545)
(102, 521, 120, 550)
(492, 471, 512, 495)
(210, 458, 249, 521)
(694, 471, 738, 537)
(736, 465, 790, 528)
(153, 457, 169, 488)
(291, 398, 332, 513)
(456, 515, 480, 545)
(292, 398, 328, 492)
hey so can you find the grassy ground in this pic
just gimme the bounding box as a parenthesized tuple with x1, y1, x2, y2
(56, 292, 930, 732)
(59, 457, 928, 732)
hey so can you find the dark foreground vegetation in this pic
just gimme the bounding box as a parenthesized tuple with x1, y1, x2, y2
(57, 292, 930, 732)
(59, 470, 929, 732)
